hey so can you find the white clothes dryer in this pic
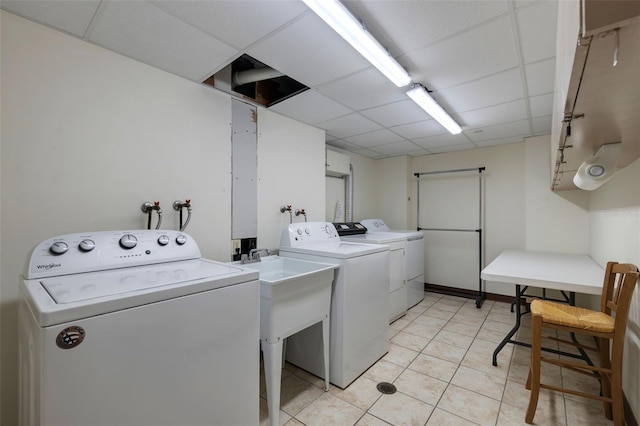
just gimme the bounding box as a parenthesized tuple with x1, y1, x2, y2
(19, 230, 260, 426)
(279, 222, 389, 388)
(360, 219, 425, 308)
(335, 225, 407, 323)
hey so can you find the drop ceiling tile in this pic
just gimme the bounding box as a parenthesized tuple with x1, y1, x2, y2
(437, 68, 524, 113)
(327, 139, 362, 151)
(1, 0, 100, 37)
(455, 99, 527, 129)
(345, 0, 507, 56)
(532, 115, 552, 135)
(317, 113, 382, 139)
(370, 141, 426, 156)
(529, 93, 554, 117)
(353, 147, 387, 159)
(88, 1, 238, 81)
(465, 119, 531, 142)
(516, 0, 558, 63)
(150, 0, 306, 50)
(429, 143, 477, 154)
(413, 133, 471, 149)
(473, 134, 527, 147)
(405, 15, 518, 90)
(315, 67, 406, 111)
(246, 13, 370, 87)
(360, 99, 431, 127)
(525, 58, 556, 96)
(345, 129, 405, 148)
(390, 120, 447, 140)
(269, 90, 353, 125)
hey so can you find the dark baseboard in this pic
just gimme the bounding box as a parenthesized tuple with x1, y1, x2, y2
(424, 282, 638, 426)
(424, 282, 523, 305)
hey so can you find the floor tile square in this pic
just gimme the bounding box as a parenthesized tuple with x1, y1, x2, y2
(368, 391, 434, 426)
(437, 384, 500, 426)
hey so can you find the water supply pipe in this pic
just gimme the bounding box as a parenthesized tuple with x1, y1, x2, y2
(233, 67, 284, 86)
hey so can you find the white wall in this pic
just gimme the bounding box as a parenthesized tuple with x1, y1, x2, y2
(257, 109, 326, 249)
(588, 158, 640, 420)
(0, 11, 325, 425)
(374, 156, 410, 228)
(411, 143, 526, 296)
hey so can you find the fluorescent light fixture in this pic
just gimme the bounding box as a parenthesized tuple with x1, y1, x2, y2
(407, 85, 462, 135)
(302, 0, 411, 87)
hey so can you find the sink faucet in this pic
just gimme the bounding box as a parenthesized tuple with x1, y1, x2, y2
(242, 248, 270, 264)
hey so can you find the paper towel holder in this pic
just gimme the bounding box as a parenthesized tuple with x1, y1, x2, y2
(573, 143, 621, 190)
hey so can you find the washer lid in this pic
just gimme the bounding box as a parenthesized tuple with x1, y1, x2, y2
(21, 259, 258, 326)
(279, 241, 388, 259)
(341, 232, 407, 244)
(40, 259, 248, 304)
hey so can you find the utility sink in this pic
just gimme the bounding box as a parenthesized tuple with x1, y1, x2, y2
(235, 256, 337, 343)
(231, 256, 337, 426)
(240, 255, 335, 285)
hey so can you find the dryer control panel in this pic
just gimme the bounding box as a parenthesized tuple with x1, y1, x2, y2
(24, 230, 200, 279)
(280, 222, 341, 247)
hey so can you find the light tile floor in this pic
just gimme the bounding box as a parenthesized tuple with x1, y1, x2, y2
(259, 291, 615, 426)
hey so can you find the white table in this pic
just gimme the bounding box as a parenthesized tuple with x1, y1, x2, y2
(481, 250, 604, 365)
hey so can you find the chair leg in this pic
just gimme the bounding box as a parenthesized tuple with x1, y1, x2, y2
(610, 343, 624, 426)
(525, 315, 543, 424)
(598, 337, 613, 420)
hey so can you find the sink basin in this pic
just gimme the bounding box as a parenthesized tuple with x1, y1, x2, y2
(230, 256, 337, 342)
(239, 256, 336, 284)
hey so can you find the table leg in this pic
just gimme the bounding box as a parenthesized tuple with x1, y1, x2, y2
(493, 284, 522, 366)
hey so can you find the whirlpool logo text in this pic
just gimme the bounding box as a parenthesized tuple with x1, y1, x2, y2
(36, 263, 61, 270)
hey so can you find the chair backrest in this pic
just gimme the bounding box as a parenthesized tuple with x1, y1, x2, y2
(601, 262, 639, 328)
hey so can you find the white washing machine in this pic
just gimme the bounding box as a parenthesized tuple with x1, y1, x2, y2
(279, 222, 389, 388)
(335, 223, 407, 322)
(19, 230, 260, 426)
(361, 219, 425, 308)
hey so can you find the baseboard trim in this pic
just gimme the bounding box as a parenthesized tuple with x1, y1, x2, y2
(424, 283, 522, 305)
(424, 282, 638, 426)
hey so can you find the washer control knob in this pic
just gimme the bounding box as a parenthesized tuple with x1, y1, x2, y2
(305, 228, 310, 235)
(79, 239, 95, 252)
(157, 235, 170, 246)
(119, 234, 138, 250)
(296, 229, 303, 235)
(175, 235, 187, 245)
(50, 241, 69, 255)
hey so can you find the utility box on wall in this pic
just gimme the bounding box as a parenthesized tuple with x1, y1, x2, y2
(326, 150, 351, 177)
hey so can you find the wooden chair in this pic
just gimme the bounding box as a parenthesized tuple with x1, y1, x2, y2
(525, 261, 639, 426)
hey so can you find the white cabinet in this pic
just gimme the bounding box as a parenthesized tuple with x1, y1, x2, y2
(326, 150, 351, 177)
(551, 0, 640, 191)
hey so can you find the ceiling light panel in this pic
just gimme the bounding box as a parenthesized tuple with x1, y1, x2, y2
(150, 1, 307, 50)
(88, 1, 238, 81)
(302, 0, 411, 87)
(407, 86, 462, 134)
(316, 68, 406, 110)
(405, 15, 518, 90)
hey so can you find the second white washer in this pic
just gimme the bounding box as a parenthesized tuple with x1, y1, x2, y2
(279, 222, 389, 388)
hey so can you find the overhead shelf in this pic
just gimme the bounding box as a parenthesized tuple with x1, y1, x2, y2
(551, 0, 640, 191)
